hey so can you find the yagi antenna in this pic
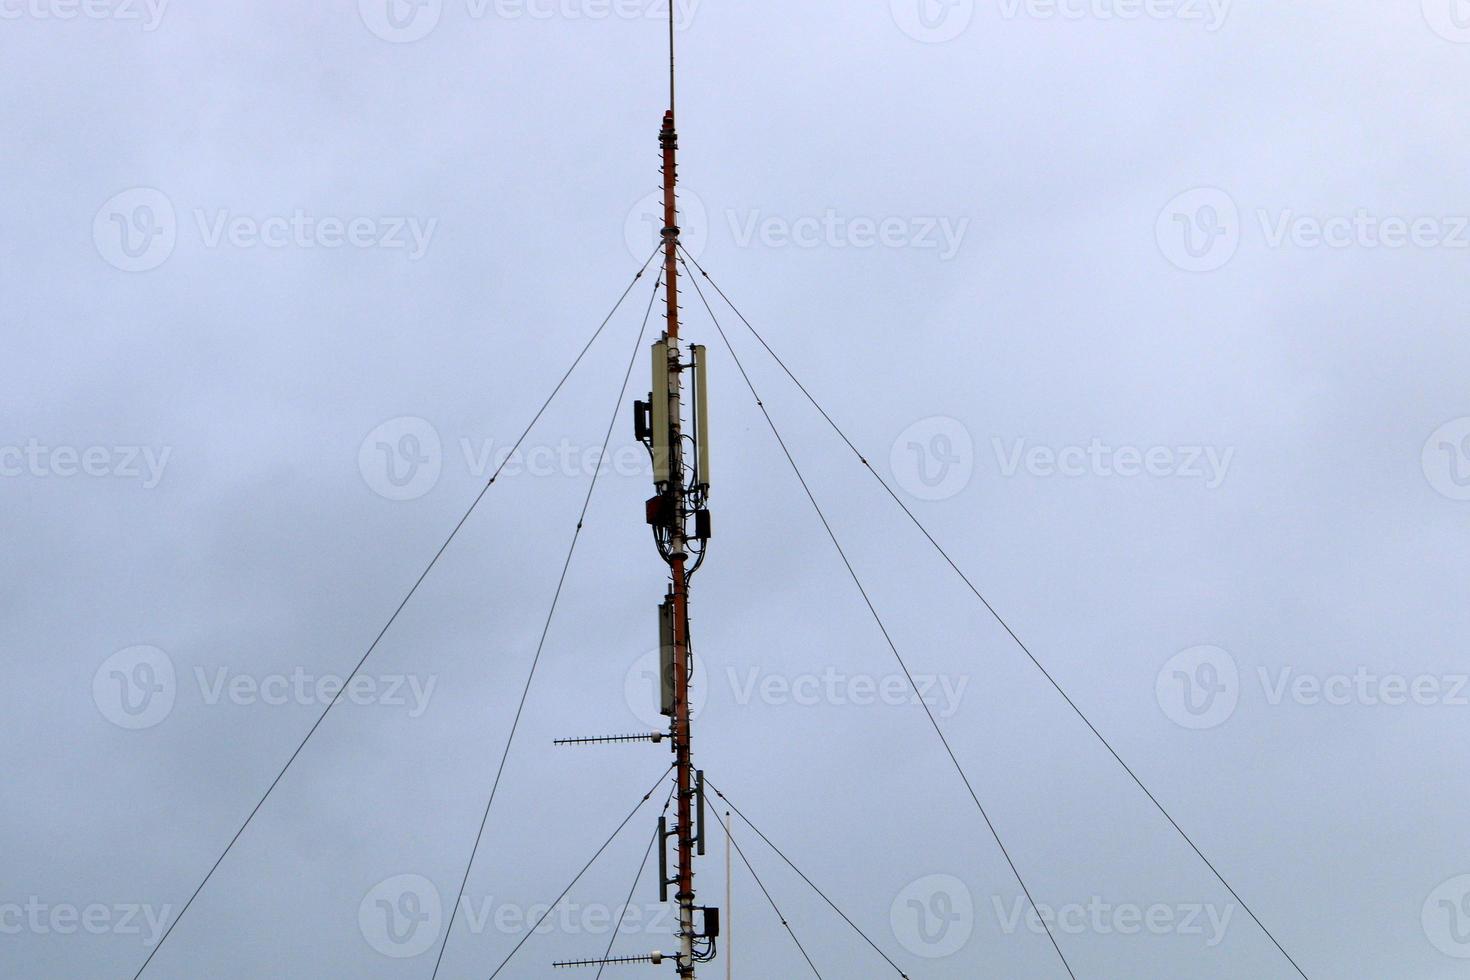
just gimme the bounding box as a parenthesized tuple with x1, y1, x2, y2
(553, 733, 665, 747)
(554, 951, 670, 969)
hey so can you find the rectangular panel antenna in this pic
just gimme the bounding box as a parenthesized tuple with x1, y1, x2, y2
(651, 339, 671, 484)
(659, 598, 675, 717)
(692, 344, 710, 490)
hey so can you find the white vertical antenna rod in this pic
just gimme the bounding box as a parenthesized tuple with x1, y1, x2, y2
(725, 810, 733, 980)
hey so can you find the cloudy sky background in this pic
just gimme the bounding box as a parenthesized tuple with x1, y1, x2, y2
(4, 0, 1470, 977)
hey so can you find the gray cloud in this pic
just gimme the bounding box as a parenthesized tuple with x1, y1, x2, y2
(3, 2, 1469, 977)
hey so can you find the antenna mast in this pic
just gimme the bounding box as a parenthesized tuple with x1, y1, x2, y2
(654, 8, 711, 973)
(559, 9, 716, 973)
(561, 8, 719, 976)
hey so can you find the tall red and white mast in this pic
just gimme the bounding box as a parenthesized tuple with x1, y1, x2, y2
(652, 7, 714, 975)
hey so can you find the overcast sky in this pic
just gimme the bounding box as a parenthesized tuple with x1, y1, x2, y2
(4, 1, 1470, 978)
